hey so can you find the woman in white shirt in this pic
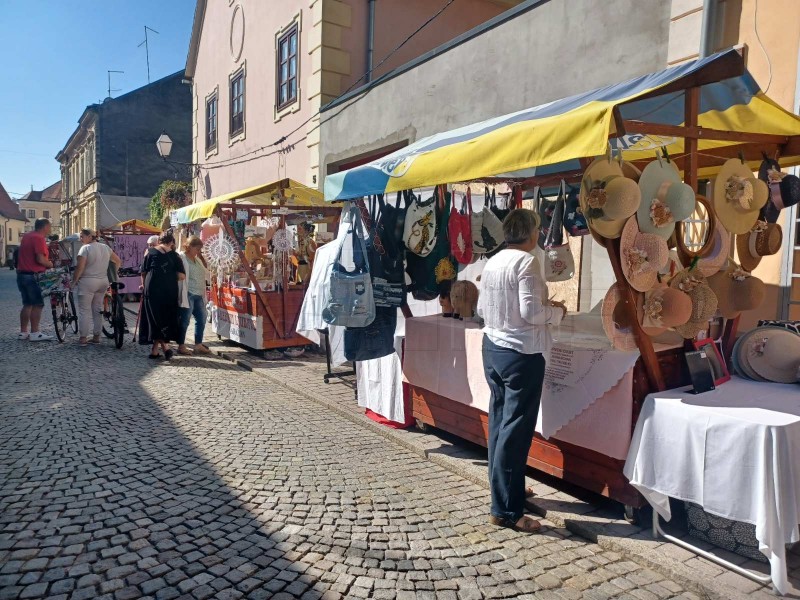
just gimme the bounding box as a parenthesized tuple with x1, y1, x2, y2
(72, 229, 122, 347)
(477, 209, 566, 533)
(177, 236, 211, 355)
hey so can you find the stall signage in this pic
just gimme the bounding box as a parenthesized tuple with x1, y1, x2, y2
(610, 134, 677, 152)
(215, 286, 249, 312)
(212, 307, 263, 350)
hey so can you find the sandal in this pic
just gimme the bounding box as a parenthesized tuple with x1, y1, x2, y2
(89, 337, 101, 344)
(78, 338, 89, 347)
(164, 349, 174, 361)
(148, 353, 162, 360)
(525, 486, 536, 498)
(488, 515, 542, 533)
(177, 347, 193, 356)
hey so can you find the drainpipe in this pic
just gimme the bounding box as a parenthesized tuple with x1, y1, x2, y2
(365, 0, 376, 82)
(699, 0, 717, 58)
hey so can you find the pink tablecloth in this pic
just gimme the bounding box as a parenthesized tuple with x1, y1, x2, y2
(403, 315, 638, 460)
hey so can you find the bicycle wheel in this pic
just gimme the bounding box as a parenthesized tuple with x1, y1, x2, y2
(51, 294, 66, 343)
(113, 296, 125, 349)
(102, 293, 115, 339)
(67, 292, 78, 333)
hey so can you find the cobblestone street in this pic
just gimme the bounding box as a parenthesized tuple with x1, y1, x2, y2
(0, 268, 700, 600)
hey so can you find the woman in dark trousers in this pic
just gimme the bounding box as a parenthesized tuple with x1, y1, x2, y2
(477, 209, 566, 533)
(139, 231, 185, 360)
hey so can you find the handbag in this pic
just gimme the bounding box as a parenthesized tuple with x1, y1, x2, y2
(448, 188, 473, 264)
(403, 190, 437, 257)
(406, 185, 457, 300)
(563, 183, 590, 236)
(344, 305, 397, 361)
(471, 190, 504, 256)
(542, 181, 575, 282)
(536, 187, 557, 250)
(322, 205, 376, 328)
(488, 187, 516, 223)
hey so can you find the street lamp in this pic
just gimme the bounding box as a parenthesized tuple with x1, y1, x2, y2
(156, 133, 173, 159)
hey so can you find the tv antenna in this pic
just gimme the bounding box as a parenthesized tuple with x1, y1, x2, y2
(138, 26, 160, 83)
(107, 70, 124, 98)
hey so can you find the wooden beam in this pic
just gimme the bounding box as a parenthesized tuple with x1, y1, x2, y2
(683, 88, 700, 192)
(622, 120, 790, 146)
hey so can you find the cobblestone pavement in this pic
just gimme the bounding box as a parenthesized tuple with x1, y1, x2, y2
(0, 270, 698, 600)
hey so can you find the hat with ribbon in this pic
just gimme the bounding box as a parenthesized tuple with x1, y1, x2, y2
(759, 158, 800, 223)
(637, 159, 697, 239)
(580, 158, 641, 240)
(732, 328, 769, 382)
(601, 282, 692, 350)
(713, 158, 769, 234)
(620, 216, 669, 292)
(744, 326, 800, 384)
(696, 216, 731, 277)
(668, 269, 718, 339)
(707, 264, 766, 319)
(735, 220, 783, 272)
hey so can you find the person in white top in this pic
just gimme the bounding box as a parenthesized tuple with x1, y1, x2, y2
(476, 209, 566, 533)
(72, 229, 122, 347)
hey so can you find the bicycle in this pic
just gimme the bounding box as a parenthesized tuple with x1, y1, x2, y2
(101, 282, 127, 349)
(47, 272, 78, 343)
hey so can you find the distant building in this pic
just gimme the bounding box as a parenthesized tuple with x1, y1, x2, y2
(17, 181, 62, 236)
(0, 181, 27, 265)
(56, 71, 192, 236)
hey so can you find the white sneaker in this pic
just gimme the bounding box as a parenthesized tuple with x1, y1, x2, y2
(29, 332, 54, 342)
(17, 332, 29, 340)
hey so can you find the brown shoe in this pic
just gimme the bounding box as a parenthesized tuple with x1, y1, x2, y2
(177, 346, 193, 356)
(193, 344, 212, 355)
(489, 515, 542, 533)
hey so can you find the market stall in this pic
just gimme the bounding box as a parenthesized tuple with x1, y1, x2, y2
(317, 46, 800, 591)
(99, 219, 161, 295)
(173, 179, 340, 352)
(322, 47, 800, 511)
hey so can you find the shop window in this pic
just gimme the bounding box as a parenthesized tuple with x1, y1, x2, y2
(230, 70, 245, 137)
(206, 93, 218, 151)
(276, 24, 298, 110)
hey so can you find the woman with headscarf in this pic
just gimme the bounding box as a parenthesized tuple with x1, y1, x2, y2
(139, 231, 185, 360)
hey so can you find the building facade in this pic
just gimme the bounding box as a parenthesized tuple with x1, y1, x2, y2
(184, 0, 523, 203)
(57, 71, 192, 236)
(17, 182, 62, 236)
(319, 0, 800, 322)
(0, 181, 27, 265)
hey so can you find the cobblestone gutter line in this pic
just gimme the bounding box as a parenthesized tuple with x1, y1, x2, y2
(210, 347, 764, 600)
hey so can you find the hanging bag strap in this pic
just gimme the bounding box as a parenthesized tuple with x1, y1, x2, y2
(513, 184, 523, 209)
(335, 204, 370, 274)
(544, 181, 567, 248)
(463, 187, 473, 217)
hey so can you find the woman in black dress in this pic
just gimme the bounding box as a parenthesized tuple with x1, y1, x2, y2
(139, 231, 185, 360)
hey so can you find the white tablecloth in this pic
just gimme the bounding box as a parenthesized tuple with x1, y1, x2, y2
(623, 378, 800, 594)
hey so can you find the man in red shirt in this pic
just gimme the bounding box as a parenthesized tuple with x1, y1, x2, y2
(17, 218, 55, 341)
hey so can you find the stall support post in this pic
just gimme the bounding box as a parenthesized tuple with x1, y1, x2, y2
(217, 206, 285, 338)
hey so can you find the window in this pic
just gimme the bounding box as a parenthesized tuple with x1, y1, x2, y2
(43, 210, 50, 219)
(277, 25, 299, 110)
(8, 228, 12, 241)
(27, 209, 35, 219)
(230, 70, 245, 137)
(206, 94, 218, 151)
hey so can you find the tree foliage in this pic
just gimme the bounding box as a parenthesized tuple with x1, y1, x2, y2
(148, 180, 192, 228)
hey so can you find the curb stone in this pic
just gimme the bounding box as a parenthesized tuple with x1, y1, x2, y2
(211, 348, 766, 600)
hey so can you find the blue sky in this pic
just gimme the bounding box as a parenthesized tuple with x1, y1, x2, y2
(0, 0, 195, 199)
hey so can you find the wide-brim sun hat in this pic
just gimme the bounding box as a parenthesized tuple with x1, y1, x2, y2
(732, 328, 769, 381)
(580, 157, 626, 242)
(637, 159, 697, 239)
(696, 216, 731, 277)
(735, 221, 783, 272)
(669, 269, 718, 339)
(635, 283, 693, 336)
(744, 326, 800, 384)
(713, 158, 769, 235)
(620, 216, 669, 292)
(707, 264, 766, 319)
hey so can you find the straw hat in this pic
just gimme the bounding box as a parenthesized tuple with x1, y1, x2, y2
(580, 158, 640, 240)
(732, 328, 769, 381)
(696, 217, 731, 277)
(713, 158, 769, 234)
(620, 161, 642, 182)
(637, 159, 697, 239)
(707, 265, 766, 319)
(601, 283, 692, 349)
(669, 269, 718, 339)
(735, 221, 783, 272)
(620, 216, 669, 292)
(744, 326, 800, 384)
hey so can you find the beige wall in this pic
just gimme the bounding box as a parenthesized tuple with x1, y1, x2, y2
(18, 200, 61, 234)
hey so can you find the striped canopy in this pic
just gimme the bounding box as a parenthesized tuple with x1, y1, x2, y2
(324, 49, 800, 201)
